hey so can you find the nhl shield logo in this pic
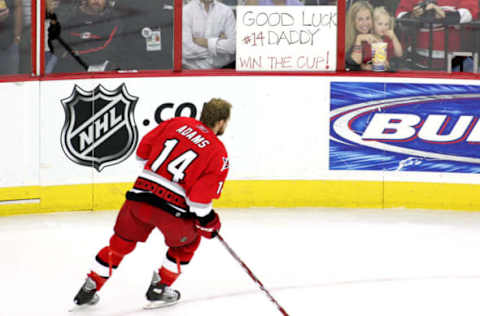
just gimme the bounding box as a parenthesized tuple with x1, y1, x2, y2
(61, 84, 139, 171)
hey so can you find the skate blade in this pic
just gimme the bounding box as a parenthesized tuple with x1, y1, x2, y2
(68, 304, 89, 312)
(143, 300, 179, 310)
(68, 295, 99, 312)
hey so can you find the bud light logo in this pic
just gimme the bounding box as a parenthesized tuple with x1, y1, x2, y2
(330, 82, 480, 173)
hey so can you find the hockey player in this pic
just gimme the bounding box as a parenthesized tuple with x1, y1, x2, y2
(73, 98, 232, 309)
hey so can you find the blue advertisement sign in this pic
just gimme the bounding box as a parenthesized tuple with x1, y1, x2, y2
(330, 82, 480, 173)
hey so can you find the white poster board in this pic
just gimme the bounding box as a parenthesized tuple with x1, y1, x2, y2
(236, 5, 337, 72)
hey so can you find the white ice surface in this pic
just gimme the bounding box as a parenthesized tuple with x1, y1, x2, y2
(2, 207, 480, 316)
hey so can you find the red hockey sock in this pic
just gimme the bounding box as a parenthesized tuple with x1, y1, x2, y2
(158, 266, 180, 286)
(95, 235, 137, 277)
(98, 247, 124, 267)
(87, 271, 108, 291)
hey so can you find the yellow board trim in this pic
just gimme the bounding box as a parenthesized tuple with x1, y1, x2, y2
(0, 203, 41, 216)
(384, 181, 480, 210)
(0, 186, 40, 200)
(1, 180, 480, 216)
(0, 185, 41, 216)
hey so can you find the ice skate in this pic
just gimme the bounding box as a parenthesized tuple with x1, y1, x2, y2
(73, 276, 100, 306)
(144, 271, 181, 309)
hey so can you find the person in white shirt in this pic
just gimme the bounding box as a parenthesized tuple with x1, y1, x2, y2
(182, 0, 236, 69)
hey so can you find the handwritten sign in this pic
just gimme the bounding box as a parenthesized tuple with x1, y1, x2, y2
(236, 6, 337, 72)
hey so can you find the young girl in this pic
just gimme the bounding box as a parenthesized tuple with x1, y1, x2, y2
(373, 6, 403, 61)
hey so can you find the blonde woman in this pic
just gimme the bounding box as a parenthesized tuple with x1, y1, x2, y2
(345, 1, 377, 70)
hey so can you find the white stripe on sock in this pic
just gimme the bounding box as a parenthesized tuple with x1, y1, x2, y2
(162, 258, 186, 274)
(91, 259, 111, 278)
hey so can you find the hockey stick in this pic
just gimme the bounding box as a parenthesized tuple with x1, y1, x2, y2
(55, 36, 89, 71)
(217, 233, 289, 316)
(47, 14, 89, 71)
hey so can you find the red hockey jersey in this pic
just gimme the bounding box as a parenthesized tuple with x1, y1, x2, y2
(395, 0, 478, 67)
(127, 116, 229, 218)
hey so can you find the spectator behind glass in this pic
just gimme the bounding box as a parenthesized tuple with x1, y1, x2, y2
(345, 1, 376, 71)
(0, 0, 22, 75)
(51, 0, 125, 73)
(245, 0, 303, 5)
(115, 0, 174, 70)
(182, 0, 236, 69)
(304, 0, 336, 5)
(373, 6, 403, 61)
(395, 0, 479, 71)
(347, 0, 398, 14)
(45, 0, 60, 74)
(18, 0, 30, 74)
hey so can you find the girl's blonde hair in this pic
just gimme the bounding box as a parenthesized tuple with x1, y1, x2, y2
(373, 6, 395, 32)
(345, 1, 373, 52)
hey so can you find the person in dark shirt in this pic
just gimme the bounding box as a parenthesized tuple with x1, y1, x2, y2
(304, 0, 336, 5)
(51, 0, 125, 73)
(0, 0, 22, 75)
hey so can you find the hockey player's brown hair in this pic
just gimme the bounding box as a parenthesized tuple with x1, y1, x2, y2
(200, 98, 232, 128)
